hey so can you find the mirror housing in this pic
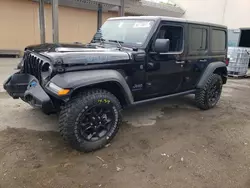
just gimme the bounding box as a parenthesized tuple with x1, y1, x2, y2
(154, 39, 170, 53)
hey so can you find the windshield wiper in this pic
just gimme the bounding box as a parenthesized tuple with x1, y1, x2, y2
(91, 38, 124, 48)
(108, 40, 124, 48)
(89, 38, 107, 48)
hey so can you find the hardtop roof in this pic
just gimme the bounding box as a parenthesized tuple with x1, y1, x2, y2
(108, 16, 227, 29)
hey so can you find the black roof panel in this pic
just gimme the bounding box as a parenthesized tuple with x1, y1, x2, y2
(108, 16, 227, 29)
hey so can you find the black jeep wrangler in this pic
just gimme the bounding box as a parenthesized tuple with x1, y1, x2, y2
(3, 16, 228, 152)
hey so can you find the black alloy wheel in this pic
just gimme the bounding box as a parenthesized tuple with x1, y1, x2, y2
(59, 89, 122, 152)
(195, 74, 223, 110)
(207, 79, 222, 106)
(77, 105, 115, 142)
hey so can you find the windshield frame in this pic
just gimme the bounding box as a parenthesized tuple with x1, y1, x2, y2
(92, 18, 158, 49)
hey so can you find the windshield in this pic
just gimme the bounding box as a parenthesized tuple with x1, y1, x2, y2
(92, 19, 155, 47)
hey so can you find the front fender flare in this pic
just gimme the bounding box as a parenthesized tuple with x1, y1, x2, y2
(197, 61, 227, 88)
(49, 69, 134, 104)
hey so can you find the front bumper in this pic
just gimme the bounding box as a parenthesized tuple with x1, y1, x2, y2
(3, 73, 55, 114)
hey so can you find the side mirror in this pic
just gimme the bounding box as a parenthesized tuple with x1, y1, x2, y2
(154, 39, 170, 53)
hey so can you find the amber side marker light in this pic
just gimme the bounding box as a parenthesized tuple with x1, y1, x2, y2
(58, 89, 70, 96)
(48, 82, 71, 96)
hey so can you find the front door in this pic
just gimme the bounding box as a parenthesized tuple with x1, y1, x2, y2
(143, 22, 187, 99)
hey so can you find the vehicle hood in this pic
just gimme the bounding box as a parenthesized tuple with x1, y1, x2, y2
(37, 44, 132, 65)
(24, 43, 87, 52)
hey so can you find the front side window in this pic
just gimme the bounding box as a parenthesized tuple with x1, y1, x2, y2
(155, 25, 184, 52)
(92, 19, 155, 47)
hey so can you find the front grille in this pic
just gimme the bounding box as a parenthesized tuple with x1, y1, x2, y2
(21, 52, 44, 83)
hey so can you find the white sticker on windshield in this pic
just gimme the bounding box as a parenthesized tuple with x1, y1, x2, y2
(118, 22, 124, 28)
(133, 21, 151, 28)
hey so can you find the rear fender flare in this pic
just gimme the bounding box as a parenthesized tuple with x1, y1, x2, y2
(197, 61, 227, 88)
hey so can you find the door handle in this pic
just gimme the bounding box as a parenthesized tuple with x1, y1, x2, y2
(199, 59, 207, 62)
(176, 61, 185, 64)
(146, 62, 157, 71)
(147, 62, 154, 69)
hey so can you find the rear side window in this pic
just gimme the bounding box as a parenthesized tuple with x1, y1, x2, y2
(211, 29, 226, 51)
(190, 27, 208, 51)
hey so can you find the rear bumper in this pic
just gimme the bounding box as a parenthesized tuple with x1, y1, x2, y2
(3, 73, 55, 114)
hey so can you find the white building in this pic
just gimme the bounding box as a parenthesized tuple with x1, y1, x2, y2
(174, 0, 250, 29)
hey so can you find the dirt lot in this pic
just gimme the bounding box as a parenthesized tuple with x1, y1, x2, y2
(1, 59, 250, 188)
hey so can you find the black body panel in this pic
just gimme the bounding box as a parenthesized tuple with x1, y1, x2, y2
(50, 70, 134, 104)
(4, 73, 55, 114)
(3, 73, 31, 98)
(197, 61, 227, 87)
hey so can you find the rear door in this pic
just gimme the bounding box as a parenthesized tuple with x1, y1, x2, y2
(181, 24, 210, 91)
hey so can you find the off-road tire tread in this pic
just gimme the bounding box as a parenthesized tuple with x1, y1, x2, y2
(59, 89, 122, 152)
(195, 74, 222, 110)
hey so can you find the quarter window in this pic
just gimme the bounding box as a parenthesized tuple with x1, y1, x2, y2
(211, 29, 226, 51)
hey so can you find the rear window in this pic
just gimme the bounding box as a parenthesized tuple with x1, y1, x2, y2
(190, 27, 208, 51)
(211, 29, 226, 51)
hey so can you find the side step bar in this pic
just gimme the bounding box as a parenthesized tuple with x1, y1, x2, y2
(132, 89, 196, 105)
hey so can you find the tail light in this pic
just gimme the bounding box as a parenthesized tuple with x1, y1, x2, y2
(225, 58, 229, 66)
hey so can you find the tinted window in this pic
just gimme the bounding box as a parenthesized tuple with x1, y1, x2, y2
(190, 27, 207, 51)
(156, 25, 183, 52)
(212, 29, 226, 51)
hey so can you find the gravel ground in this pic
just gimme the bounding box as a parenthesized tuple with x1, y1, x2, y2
(1, 58, 250, 188)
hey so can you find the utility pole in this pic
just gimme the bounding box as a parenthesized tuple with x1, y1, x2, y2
(97, 3, 102, 31)
(52, 0, 59, 43)
(119, 0, 125, 16)
(39, 0, 46, 43)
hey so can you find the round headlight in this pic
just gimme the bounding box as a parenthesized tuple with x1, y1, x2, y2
(41, 62, 52, 80)
(41, 62, 51, 72)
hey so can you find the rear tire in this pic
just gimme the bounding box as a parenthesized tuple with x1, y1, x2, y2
(59, 89, 122, 152)
(195, 74, 223, 110)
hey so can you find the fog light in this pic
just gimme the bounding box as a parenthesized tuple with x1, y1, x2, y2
(48, 83, 70, 96)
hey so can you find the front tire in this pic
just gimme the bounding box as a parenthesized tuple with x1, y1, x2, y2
(59, 89, 122, 152)
(195, 74, 223, 110)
